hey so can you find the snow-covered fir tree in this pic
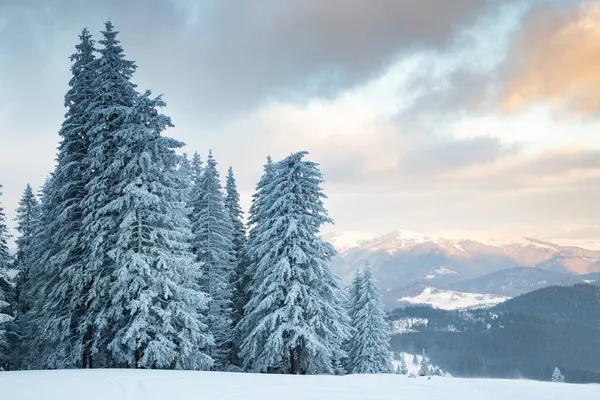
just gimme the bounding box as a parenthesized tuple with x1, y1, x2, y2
(178, 152, 193, 203)
(238, 151, 350, 374)
(12, 184, 40, 315)
(23, 28, 98, 369)
(552, 367, 565, 383)
(225, 167, 247, 339)
(190, 151, 235, 369)
(81, 22, 212, 369)
(347, 263, 393, 374)
(13, 184, 40, 268)
(190, 152, 203, 185)
(232, 156, 273, 365)
(0, 185, 14, 368)
(0, 185, 11, 274)
(398, 354, 408, 375)
(344, 266, 361, 371)
(418, 350, 430, 376)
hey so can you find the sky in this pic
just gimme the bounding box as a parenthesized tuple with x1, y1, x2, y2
(0, 0, 599, 248)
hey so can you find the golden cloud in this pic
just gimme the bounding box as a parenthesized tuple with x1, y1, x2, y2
(502, 1, 600, 116)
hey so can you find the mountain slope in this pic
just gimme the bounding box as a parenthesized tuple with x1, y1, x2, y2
(389, 284, 600, 383)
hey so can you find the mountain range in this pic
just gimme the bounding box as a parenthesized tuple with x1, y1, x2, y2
(325, 230, 600, 309)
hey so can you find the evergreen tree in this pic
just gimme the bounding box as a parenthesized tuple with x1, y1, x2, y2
(399, 354, 408, 375)
(80, 20, 139, 367)
(0, 185, 13, 366)
(190, 152, 203, 185)
(238, 151, 350, 374)
(344, 267, 361, 370)
(347, 263, 393, 374)
(191, 151, 235, 369)
(12, 184, 40, 315)
(225, 167, 247, 339)
(0, 185, 10, 272)
(232, 156, 273, 369)
(82, 22, 212, 369)
(14, 184, 40, 268)
(24, 28, 98, 369)
(178, 152, 193, 204)
(419, 350, 430, 376)
(412, 354, 418, 365)
(552, 366, 565, 383)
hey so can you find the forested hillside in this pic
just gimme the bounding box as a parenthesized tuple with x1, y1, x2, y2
(389, 284, 600, 383)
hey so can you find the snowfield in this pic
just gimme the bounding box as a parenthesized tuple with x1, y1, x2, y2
(1, 370, 598, 400)
(398, 286, 510, 310)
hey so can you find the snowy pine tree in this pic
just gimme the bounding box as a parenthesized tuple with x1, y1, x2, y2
(14, 184, 40, 269)
(178, 152, 193, 204)
(418, 350, 430, 376)
(0, 184, 12, 363)
(238, 151, 350, 374)
(225, 167, 247, 367)
(225, 169, 247, 325)
(552, 367, 565, 383)
(399, 354, 408, 375)
(232, 156, 273, 368)
(81, 22, 212, 369)
(12, 184, 40, 315)
(347, 263, 393, 374)
(190, 152, 203, 185)
(0, 185, 11, 273)
(24, 27, 97, 369)
(344, 267, 361, 370)
(190, 151, 235, 369)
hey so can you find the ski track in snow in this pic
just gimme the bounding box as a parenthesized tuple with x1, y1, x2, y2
(1, 369, 598, 400)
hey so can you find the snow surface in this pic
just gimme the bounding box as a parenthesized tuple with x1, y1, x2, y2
(1, 369, 597, 400)
(398, 286, 510, 310)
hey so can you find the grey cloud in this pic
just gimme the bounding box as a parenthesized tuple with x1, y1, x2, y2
(0, 0, 505, 124)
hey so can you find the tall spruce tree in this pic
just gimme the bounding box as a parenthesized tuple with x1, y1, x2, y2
(347, 263, 393, 374)
(81, 22, 212, 369)
(418, 350, 430, 377)
(0, 184, 12, 365)
(225, 168, 247, 333)
(0, 185, 10, 273)
(14, 184, 40, 270)
(178, 152, 193, 204)
(344, 266, 362, 371)
(238, 151, 350, 374)
(191, 152, 203, 185)
(232, 156, 273, 367)
(190, 151, 235, 369)
(24, 28, 97, 369)
(398, 354, 408, 375)
(13, 184, 40, 318)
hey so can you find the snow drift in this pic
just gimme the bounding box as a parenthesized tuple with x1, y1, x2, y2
(1, 369, 598, 400)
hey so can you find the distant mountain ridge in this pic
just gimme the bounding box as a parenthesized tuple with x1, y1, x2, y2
(327, 230, 600, 308)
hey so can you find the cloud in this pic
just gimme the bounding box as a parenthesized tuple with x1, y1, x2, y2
(0, 0, 506, 123)
(501, 0, 600, 116)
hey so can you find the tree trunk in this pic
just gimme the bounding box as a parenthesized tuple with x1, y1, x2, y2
(290, 347, 301, 375)
(82, 325, 93, 368)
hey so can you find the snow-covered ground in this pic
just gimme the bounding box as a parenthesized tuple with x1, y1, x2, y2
(0, 370, 600, 400)
(1, 369, 598, 400)
(398, 286, 510, 310)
